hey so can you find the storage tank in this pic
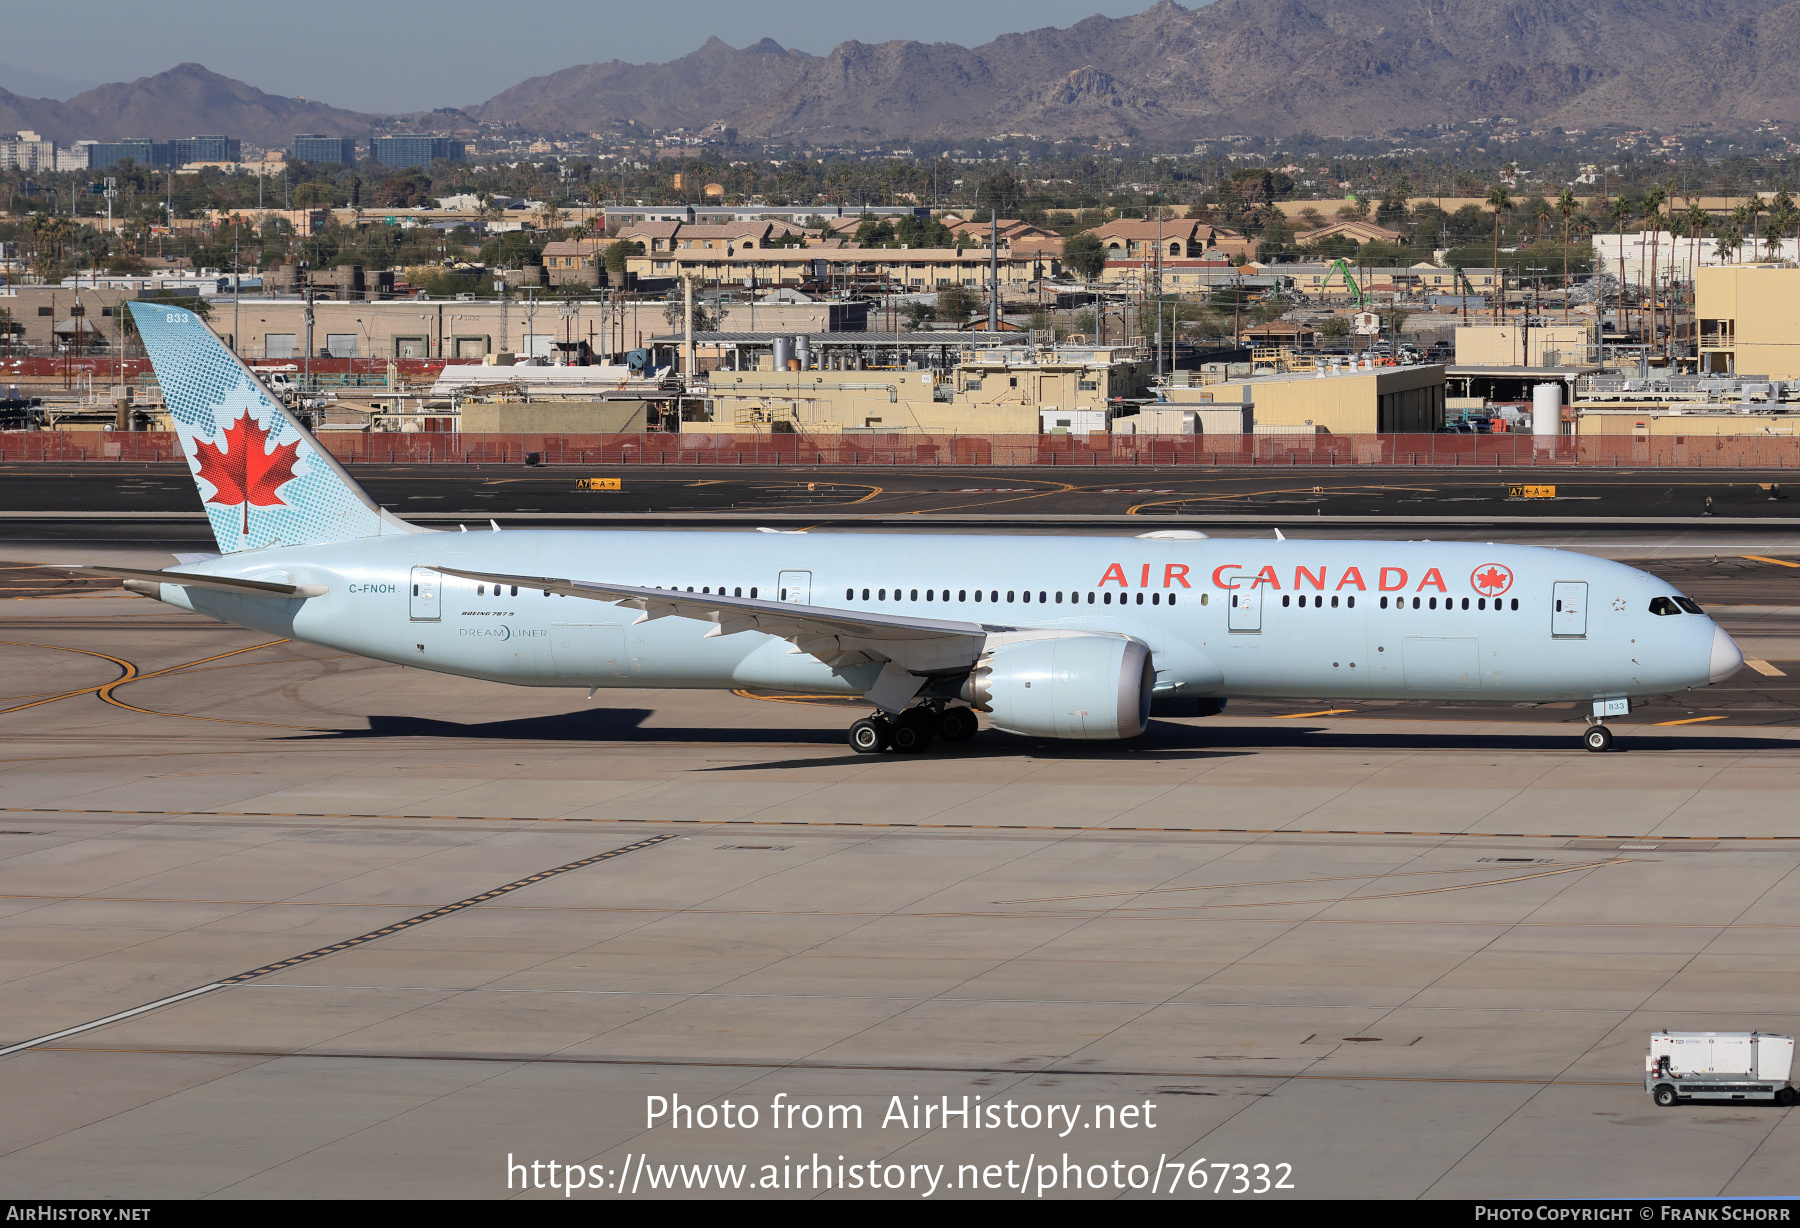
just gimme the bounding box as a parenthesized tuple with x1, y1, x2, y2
(771, 337, 793, 372)
(1532, 382, 1562, 438)
(794, 335, 812, 370)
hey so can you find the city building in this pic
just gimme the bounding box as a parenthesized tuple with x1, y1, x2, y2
(83, 139, 160, 169)
(1292, 219, 1405, 247)
(939, 215, 1064, 253)
(604, 204, 927, 229)
(625, 244, 1057, 291)
(541, 238, 607, 287)
(1595, 230, 1790, 284)
(371, 136, 466, 170)
(1087, 217, 1253, 262)
(291, 135, 359, 165)
(83, 135, 240, 169)
(0, 131, 56, 172)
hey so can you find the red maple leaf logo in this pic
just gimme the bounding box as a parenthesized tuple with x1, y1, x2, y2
(193, 411, 301, 509)
(1471, 564, 1514, 596)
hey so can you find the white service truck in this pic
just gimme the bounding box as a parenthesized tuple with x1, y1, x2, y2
(1646, 1031, 1796, 1107)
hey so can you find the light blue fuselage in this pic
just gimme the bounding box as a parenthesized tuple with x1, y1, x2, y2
(155, 532, 1729, 706)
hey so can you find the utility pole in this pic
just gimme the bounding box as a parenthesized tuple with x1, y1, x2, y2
(1155, 205, 1164, 381)
(683, 274, 695, 380)
(302, 283, 314, 395)
(988, 211, 999, 335)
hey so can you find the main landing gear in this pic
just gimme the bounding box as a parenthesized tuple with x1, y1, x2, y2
(1584, 722, 1615, 753)
(847, 703, 980, 754)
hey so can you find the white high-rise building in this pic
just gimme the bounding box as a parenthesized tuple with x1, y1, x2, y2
(0, 130, 57, 172)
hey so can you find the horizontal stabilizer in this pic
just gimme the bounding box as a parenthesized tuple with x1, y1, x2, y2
(59, 565, 328, 599)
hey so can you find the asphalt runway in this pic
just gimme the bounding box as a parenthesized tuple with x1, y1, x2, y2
(3, 572, 1800, 1197)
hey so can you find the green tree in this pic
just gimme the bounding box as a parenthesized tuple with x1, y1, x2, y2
(900, 300, 937, 330)
(1062, 232, 1107, 281)
(1319, 315, 1351, 340)
(936, 284, 972, 323)
(606, 239, 643, 274)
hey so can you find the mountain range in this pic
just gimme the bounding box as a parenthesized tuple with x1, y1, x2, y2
(0, 63, 374, 148)
(4, 1, 1800, 150)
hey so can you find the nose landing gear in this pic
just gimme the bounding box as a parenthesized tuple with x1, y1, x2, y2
(1584, 722, 1614, 753)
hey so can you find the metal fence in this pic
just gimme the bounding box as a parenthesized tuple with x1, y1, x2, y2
(6, 430, 1799, 468)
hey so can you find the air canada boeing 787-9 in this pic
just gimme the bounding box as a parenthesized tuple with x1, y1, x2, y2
(73, 303, 1745, 754)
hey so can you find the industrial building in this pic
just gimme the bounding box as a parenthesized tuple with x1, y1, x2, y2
(1455, 322, 1596, 368)
(1164, 362, 1448, 434)
(695, 343, 1146, 435)
(1696, 264, 1800, 378)
(290, 135, 358, 164)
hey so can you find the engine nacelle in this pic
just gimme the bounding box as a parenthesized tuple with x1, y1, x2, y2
(965, 635, 1154, 740)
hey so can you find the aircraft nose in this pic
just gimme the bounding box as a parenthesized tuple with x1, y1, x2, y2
(1709, 624, 1745, 683)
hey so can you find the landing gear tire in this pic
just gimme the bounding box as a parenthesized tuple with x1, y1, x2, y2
(936, 707, 980, 743)
(848, 716, 891, 754)
(890, 708, 938, 754)
(1653, 1083, 1678, 1108)
(1584, 724, 1614, 753)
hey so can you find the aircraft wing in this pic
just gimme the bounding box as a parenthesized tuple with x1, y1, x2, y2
(433, 566, 1010, 679)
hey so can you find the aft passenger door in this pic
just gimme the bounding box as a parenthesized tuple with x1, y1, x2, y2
(1227, 580, 1262, 632)
(777, 569, 812, 604)
(1552, 581, 1588, 637)
(409, 566, 440, 621)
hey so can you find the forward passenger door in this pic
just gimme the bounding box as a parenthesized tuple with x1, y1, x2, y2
(1552, 581, 1588, 637)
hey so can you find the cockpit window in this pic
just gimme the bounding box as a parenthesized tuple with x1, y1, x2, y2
(1674, 597, 1704, 615)
(1648, 597, 1682, 616)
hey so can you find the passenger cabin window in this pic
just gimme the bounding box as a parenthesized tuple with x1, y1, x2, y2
(1648, 596, 1682, 616)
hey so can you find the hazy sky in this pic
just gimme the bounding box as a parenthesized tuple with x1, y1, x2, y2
(0, 0, 1167, 113)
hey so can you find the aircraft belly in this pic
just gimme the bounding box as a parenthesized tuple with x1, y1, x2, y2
(730, 638, 878, 694)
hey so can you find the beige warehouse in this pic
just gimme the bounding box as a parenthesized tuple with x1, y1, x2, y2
(1697, 265, 1800, 378)
(1164, 364, 1447, 433)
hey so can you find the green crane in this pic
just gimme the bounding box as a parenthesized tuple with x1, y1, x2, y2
(1453, 265, 1479, 324)
(1321, 258, 1366, 305)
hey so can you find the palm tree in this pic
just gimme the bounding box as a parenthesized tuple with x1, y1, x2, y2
(1642, 187, 1666, 352)
(1487, 185, 1512, 320)
(1683, 201, 1709, 323)
(1609, 196, 1631, 336)
(1730, 205, 1752, 263)
(1556, 189, 1578, 322)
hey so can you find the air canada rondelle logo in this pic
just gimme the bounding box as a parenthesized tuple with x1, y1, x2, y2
(1471, 563, 1515, 597)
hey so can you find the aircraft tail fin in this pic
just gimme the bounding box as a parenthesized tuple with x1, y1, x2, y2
(130, 301, 424, 554)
